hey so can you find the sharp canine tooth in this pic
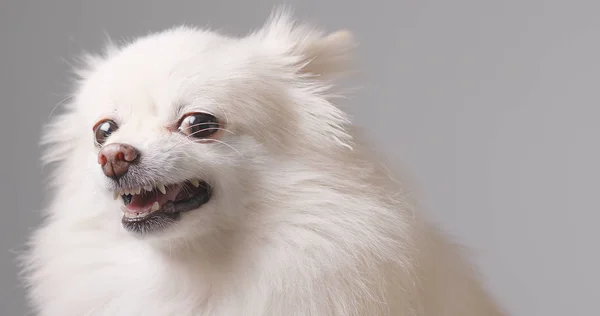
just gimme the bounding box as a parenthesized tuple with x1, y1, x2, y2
(120, 206, 128, 213)
(191, 179, 200, 187)
(157, 183, 166, 194)
(113, 192, 119, 200)
(151, 202, 160, 211)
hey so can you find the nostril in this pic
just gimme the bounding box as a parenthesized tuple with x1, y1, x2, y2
(98, 154, 107, 167)
(118, 144, 139, 162)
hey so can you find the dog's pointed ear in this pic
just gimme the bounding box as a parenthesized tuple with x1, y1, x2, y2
(300, 29, 355, 79)
(255, 9, 356, 79)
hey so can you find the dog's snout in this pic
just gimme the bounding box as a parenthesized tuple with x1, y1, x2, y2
(97, 143, 139, 179)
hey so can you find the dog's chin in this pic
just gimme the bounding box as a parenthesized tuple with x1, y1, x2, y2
(112, 180, 213, 235)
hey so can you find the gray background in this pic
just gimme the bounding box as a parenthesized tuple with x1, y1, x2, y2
(1, 0, 598, 315)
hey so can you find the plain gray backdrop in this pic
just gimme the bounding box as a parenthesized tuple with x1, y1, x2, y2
(1, 1, 598, 315)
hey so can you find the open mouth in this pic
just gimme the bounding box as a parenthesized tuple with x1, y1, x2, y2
(115, 179, 212, 234)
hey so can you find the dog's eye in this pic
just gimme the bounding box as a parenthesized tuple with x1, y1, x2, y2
(93, 119, 118, 146)
(178, 113, 219, 139)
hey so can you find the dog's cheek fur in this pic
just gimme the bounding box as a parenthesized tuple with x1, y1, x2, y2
(39, 107, 94, 195)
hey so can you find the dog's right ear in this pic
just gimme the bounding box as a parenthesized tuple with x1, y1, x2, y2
(72, 35, 119, 80)
(72, 53, 106, 80)
(45, 40, 117, 167)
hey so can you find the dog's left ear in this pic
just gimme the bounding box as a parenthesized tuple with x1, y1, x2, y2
(300, 29, 355, 79)
(255, 10, 356, 79)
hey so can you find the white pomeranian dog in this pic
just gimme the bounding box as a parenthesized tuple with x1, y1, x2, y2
(22, 10, 505, 316)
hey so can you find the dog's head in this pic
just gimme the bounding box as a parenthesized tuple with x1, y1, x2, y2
(42, 11, 355, 243)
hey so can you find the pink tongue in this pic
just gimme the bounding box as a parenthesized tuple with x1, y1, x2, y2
(126, 184, 182, 212)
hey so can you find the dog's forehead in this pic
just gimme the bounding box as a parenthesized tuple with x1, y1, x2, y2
(80, 28, 265, 122)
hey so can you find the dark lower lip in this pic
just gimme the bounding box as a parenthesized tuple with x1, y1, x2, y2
(121, 182, 212, 234)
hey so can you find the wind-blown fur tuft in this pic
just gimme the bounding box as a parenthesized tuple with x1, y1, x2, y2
(22, 10, 505, 316)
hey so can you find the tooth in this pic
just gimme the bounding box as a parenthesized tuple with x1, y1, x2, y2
(135, 188, 141, 195)
(151, 202, 160, 212)
(191, 179, 200, 187)
(113, 192, 120, 200)
(144, 185, 152, 192)
(120, 205, 128, 213)
(156, 183, 166, 194)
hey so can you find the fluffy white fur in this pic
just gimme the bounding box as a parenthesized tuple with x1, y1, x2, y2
(23, 11, 505, 316)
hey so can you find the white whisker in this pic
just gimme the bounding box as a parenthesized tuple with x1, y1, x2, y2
(202, 139, 244, 158)
(48, 96, 71, 119)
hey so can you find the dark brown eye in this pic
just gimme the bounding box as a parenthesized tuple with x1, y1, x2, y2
(93, 119, 118, 146)
(178, 113, 220, 139)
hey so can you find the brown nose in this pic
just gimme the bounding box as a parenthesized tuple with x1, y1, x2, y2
(97, 143, 139, 179)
